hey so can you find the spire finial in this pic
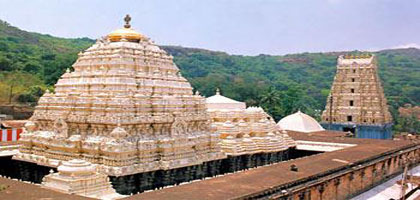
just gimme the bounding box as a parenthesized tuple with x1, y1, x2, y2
(216, 88, 220, 95)
(124, 14, 131, 28)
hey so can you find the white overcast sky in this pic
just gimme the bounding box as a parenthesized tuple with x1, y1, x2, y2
(0, 0, 419, 55)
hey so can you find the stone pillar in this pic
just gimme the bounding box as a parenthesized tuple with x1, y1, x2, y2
(162, 170, 172, 187)
(333, 177, 343, 199)
(347, 172, 356, 198)
(317, 184, 325, 200)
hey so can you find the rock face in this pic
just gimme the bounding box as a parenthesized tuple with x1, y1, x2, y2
(42, 159, 124, 199)
(321, 54, 393, 139)
(206, 90, 295, 156)
(14, 15, 225, 176)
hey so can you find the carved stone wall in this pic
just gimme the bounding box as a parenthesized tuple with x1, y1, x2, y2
(321, 54, 392, 125)
(14, 17, 225, 176)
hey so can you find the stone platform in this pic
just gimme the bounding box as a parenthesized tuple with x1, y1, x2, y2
(109, 148, 292, 194)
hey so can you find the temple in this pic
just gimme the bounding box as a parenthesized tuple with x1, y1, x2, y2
(1, 14, 415, 200)
(41, 159, 124, 199)
(206, 89, 295, 156)
(9, 16, 298, 195)
(13, 15, 225, 177)
(321, 54, 393, 139)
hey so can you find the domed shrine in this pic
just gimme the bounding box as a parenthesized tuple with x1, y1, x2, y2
(42, 159, 124, 199)
(14, 15, 225, 177)
(277, 111, 325, 133)
(206, 89, 295, 156)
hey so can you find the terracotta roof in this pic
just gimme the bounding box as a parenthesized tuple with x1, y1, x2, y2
(125, 133, 415, 200)
(0, 177, 93, 200)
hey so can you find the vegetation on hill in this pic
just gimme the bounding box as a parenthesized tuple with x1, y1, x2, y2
(0, 20, 93, 102)
(163, 46, 420, 132)
(0, 19, 418, 133)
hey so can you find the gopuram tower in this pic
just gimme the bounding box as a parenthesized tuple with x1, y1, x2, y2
(14, 15, 225, 177)
(321, 54, 393, 139)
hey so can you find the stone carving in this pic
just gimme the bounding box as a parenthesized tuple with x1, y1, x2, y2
(206, 90, 296, 156)
(171, 117, 187, 137)
(53, 118, 68, 138)
(322, 54, 392, 125)
(41, 159, 124, 199)
(321, 54, 393, 138)
(14, 16, 226, 176)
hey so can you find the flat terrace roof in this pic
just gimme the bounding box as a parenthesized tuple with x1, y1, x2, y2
(0, 177, 93, 200)
(126, 132, 416, 200)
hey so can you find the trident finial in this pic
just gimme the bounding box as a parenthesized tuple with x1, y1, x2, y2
(124, 14, 131, 28)
(216, 88, 220, 95)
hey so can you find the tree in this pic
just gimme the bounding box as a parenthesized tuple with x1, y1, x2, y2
(17, 85, 46, 104)
(281, 85, 304, 116)
(0, 71, 43, 103)
(23, 61, 41, 73)
(260, 87, 283, 120)
(0, 56, 12, 71)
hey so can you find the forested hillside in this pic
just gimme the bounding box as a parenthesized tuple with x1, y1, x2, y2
(0, 19, 418, 133)
(163, 46, 419, 122)
(0, 20, 93, 103)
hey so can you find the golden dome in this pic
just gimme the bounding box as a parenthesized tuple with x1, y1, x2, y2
(107, 14, 143, 42)
(108, 27, 143, 42)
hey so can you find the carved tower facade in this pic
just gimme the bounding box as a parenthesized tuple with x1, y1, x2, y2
(321, 54, 393, 139)
(14, 15, 225, 176)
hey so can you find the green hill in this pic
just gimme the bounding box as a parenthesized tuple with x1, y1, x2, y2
(0, 20, 94, 84)
(0, 19, 418, 132)
(162, 46, 419, 118)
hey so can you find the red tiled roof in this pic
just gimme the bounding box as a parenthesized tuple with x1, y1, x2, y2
(125, 133, 415, 200)
(0, 177, 93, 200)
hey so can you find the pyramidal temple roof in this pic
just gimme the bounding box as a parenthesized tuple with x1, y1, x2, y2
(277, 111, 325, 133)
(16, 15, 225, 176)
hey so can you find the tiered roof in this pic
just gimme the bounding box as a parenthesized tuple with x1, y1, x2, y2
(15, 15, 225, 176)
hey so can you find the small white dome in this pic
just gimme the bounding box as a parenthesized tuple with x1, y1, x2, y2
(277, 111, 324, 133)
(58, 159, 96, 176)
(206, 88, 246, 110)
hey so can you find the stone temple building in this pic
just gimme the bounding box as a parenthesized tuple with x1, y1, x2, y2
(41, 159, 123, 199)
(321, 54, 393, 139)
(10, 16, 297, 195)
(206, 89, 295, 156)
(14, 15, 225, 177)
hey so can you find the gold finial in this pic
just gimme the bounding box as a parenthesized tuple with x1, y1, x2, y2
(124, 14, 131, 28)
(216, 88, 220, 95)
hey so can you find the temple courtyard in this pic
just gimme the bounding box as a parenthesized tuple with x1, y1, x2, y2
(0, 14, 418, 200)
(0, 131, 419, 199)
